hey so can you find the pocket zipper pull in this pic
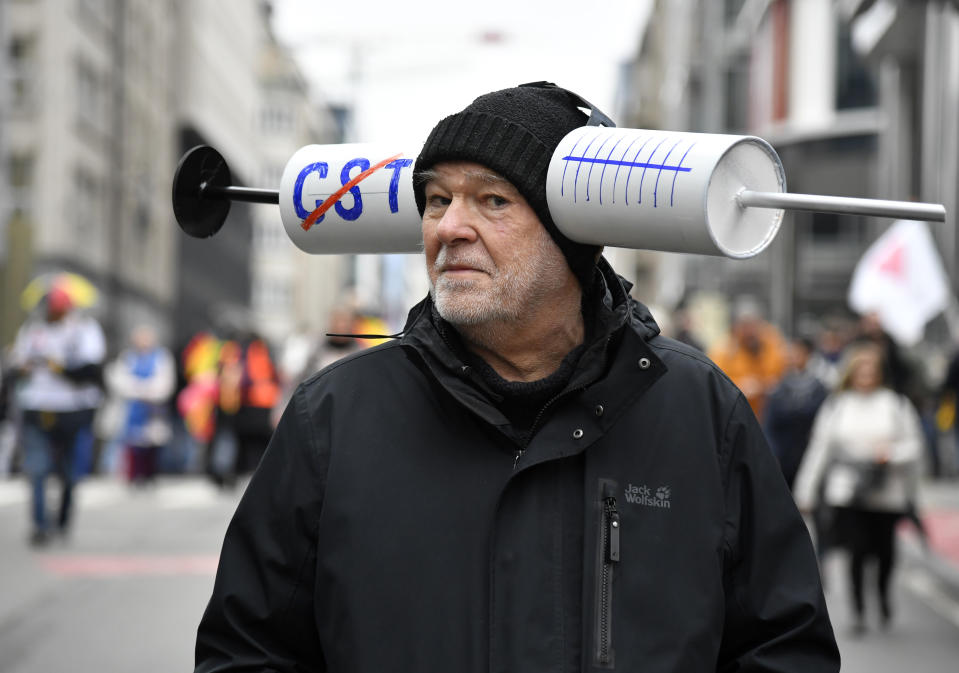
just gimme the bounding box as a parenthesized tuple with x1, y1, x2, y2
(606, 499, 620, 562)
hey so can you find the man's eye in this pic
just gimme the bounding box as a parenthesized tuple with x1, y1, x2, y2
(427, 194, 451, 207)
(487, 194, 509, 208)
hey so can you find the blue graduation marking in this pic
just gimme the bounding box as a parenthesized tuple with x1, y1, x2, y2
(637, 138, 667, 205)
(562, 154, 694, 172)
(670, 143, 696, 206)
(610, 135, 641, 205)
(623, 136, 653, 206)
(653, 139, 683, 208)
(585, 134, 613, 202)
(560, 133, 588, 198)
(597, 136, 625, 205)
(561, 132, 695, 207)
(572, 131, 603, 204)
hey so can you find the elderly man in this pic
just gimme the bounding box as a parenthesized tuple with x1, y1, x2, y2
(195, 83, 838, 672)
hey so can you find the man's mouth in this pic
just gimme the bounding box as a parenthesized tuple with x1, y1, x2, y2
(442, 264, 483, 273)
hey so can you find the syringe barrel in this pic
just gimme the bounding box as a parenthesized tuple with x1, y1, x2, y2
(277, 131, 787, 259)
(184, 129, 946, 256)
(546, 127, 787, 258)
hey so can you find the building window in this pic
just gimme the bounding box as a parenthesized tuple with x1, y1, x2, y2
(71, 167, 102, 247)
(260, 106, 294, 134)
(134, 198, 151, 260)
(8, 153, 34, 209)
(8, 34, 37, 111)
(253, 278, 292, 311)
(75, 56, 105, 132)
(9, 154, 33, 188)
(836, 23, 877, 109)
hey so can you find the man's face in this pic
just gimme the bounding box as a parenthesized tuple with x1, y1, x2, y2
(421, 161, 570, 327)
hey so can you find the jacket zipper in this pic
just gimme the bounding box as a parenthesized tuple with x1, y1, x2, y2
(596, 486, 620, 666)
(512, 382, 591, 470)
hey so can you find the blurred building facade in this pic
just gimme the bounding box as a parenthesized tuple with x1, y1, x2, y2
(0, 0, 343, 351)
(249, 29, 346, 346)
(622, 0, 959, 344)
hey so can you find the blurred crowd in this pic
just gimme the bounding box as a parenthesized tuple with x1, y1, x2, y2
(665, 295, 957, 635)
(0, 273, 387, 546)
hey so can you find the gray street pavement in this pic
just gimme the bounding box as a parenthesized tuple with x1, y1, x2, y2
(822, 549, 959, 672)
(0, 475, 241, 673)
(1, 474, 959, 672)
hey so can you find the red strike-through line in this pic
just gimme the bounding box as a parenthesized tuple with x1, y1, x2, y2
(301, 153, 404, 231)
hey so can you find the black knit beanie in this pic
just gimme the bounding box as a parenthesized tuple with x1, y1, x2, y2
(413, 82, 603, 289)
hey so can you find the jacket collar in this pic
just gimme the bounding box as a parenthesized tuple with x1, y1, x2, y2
(399, 257, 664, 439)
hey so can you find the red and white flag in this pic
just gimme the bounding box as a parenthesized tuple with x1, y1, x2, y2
(848, 219, 952, 346)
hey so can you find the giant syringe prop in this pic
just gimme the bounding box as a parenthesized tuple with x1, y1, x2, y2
(172, 127, 946, 258)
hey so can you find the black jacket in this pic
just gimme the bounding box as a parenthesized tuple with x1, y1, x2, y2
(195, 260, 838, 673)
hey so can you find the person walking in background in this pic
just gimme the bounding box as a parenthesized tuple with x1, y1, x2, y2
(209, 330, 280, 486)
(274, 305, 364, 426)
(105, 325, 176, 486)
(708, 295, 789, 419)
(763, 336, 830, 490)
(9, 286, 106, 545)
(852, 312, 915, 398)
(177, 331, 222, 458)
(794, 343, 923, 635)
(668, 303, 704, 352)
(314, 304, 365, 369)
(805, 320, 847, 390)
(937, 345, 959, 477)
(0, 348, 18, 477)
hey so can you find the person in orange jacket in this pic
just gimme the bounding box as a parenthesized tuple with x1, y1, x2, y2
(708, 297, 788, 419)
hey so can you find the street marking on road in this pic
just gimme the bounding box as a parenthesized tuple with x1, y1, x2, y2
(39, 554, 220, 577)
(903, 569, 959, 629)
(158, 482, 221, 509)
(78, 481, 126, 509)
(0, 478, 229, 510)
(0, 482, 27, 507)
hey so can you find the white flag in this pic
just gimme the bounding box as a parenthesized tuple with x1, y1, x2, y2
(848, 219, 952, 346)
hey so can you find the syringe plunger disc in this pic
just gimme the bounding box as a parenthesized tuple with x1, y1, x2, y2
(172, 145, 233, 238)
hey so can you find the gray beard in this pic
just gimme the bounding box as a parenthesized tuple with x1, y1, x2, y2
(428, 232, 567, 332)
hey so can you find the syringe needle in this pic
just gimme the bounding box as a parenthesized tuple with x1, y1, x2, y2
(737, 190, 947, 222)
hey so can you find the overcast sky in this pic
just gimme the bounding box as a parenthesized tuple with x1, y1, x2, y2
(271, 0, 653, 146)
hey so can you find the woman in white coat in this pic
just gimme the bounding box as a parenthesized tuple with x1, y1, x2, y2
(794, 343, 922, 634)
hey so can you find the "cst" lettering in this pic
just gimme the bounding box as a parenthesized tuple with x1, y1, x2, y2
(292, 156, 413, 225)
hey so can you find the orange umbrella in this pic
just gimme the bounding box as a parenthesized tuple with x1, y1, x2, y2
(20, 272, 99, 311)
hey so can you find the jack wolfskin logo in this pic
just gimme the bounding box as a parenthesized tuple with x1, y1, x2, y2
(624, 483, 671, 509)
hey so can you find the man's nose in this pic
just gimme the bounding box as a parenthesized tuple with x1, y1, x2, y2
(435, 198, 478, 246)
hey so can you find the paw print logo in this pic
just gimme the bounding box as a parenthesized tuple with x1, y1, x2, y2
(655, 486, 671, 502)
(638, 485, 652, 498)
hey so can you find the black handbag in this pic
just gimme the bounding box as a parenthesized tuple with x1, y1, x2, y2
(851, 461, 888, 505)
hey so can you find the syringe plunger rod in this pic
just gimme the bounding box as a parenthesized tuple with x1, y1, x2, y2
(737, 190, 947, 222)
(201, 184, 280, 205)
